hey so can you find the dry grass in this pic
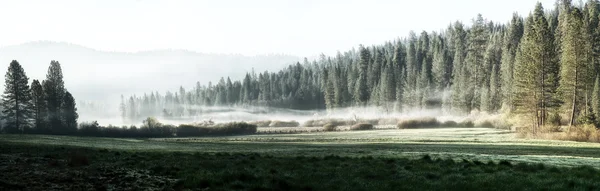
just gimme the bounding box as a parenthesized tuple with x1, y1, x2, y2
(518, 124, 600, 143)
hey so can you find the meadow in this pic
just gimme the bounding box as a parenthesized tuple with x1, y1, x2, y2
(2, 127, 600, 190)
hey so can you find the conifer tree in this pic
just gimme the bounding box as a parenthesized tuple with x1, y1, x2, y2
(592, 75, 600, 119)
(31, 79, 47, 132)
(1, 60, 33, 133)
(62, 91, 78, 132)
(43, 61, 66, 134)
(559, 7, 592, 126)
(355, 45, 370, 105)
(465, 14, 489, 111)
(515, 3, 560, 130)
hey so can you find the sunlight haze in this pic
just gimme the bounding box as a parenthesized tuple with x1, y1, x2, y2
(0, 0, 555, 57)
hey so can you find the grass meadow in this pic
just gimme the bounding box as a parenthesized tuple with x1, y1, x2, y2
(2, 127, 600, 190)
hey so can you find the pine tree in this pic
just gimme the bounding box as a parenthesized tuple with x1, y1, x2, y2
(515, 3, 560, 130)
(592, 75, 600, 119)
(355, 45, 370, 105)
(62, 91, 78, 132)
(465, 14, 489, 111)
(450, 22, 469, 113)
(322, 68, 335, 110)
(43, 61, 66, 134)
(559, 7, 593, 126)
(119, 95, 127, 123)
(1, 60, 33, 133)
(431, 34, 451, 90)
(31, 79, 47, 132)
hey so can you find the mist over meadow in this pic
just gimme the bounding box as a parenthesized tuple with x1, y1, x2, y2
(0, 41, 300, 124)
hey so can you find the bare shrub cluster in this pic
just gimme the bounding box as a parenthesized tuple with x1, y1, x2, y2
(78, 117, 257, 138)
(396, 118, 479, 129)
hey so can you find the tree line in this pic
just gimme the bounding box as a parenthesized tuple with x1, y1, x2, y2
(0, 60, 78, 134)
(122, 1, 600, 129)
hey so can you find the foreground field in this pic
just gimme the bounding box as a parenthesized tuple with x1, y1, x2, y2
(2, 127, 600, 190)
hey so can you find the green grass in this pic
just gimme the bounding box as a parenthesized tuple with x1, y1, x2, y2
(2, 128, 600, 190)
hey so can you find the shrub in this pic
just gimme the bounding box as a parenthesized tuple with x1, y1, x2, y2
(323, 123, 337, 131)
(547, 113, 562, 126)
(577, 113, 599, 128)
(269, 120, 300, 127)
(440, 120, 458, 127)
(142, 117, 162, 128)
(459, 121, 474, 128)
(78, 121, 101, 136)
(350, 123, 374, 131)
(567, 124, 598, 142)
(176, 122, 257, 137)
(397, 118, 439, 129)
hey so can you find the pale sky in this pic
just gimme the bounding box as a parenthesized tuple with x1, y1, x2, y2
(0, 0, 556, 57)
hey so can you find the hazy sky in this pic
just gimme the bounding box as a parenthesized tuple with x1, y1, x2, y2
(0, 0, 556, 57)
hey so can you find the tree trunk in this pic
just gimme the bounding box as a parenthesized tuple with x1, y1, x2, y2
(570, 66, 578, 127)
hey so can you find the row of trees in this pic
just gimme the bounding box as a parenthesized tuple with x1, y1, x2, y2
(1, 60, 78, 134)
(121, 1, 600, 129)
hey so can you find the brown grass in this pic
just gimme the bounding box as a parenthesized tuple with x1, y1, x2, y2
(518, 124, 600, 143)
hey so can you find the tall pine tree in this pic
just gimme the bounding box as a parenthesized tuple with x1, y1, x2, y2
(1, 60, 33, 133)
(31, 79, 47, 132)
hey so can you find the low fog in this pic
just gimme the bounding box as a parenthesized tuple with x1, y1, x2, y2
(97, 104, 503, 128)
(0, 42, 502, 127)
(0, 41, 300, 122)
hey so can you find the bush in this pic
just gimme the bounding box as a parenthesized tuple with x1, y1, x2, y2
(76, 117, 258, 138)
(459, 121, 474, 128)
(567, 124, 599, 142)
(440, 120, 458, 127)
(577, 113, 598, 128)
(78, 121, 101, 136)
(269, 120, 300, 127)
(176, 122, 257, 137)
(350, 123, 374, 131)
(323, 123, 337, 131)
(397, 118, 439, 129)
(547, 113, 562, 126)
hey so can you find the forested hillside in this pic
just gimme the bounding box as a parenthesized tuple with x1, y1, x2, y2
(123, 1, 600, 129)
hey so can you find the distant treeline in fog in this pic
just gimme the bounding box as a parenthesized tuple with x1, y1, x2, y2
(125, 1, 599, 130)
